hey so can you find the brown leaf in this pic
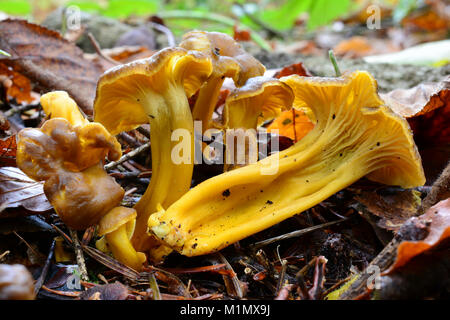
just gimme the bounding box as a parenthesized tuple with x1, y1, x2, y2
(355, 188, 422, 231)
(382, 77, 450, 181)
(274, 62, 312, 78)
(0, 135, 17, 167)
(402, 8, 449, 32)
(0, 19, 106, 115)
(79, 282, 129, 300)
(333, 36, 400, 59)
(386, 198, 450, 273)
(0, 166, 52, 213)
(233, 25, 251, 42)
(0, 63, 34, 104)
(102, 46, 155, 64)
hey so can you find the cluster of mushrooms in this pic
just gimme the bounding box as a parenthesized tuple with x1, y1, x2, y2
(16, 31, 425, 271)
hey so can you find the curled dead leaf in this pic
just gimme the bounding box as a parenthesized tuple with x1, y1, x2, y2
(0, 63, 34, 104)
(274, 62, 312, 78)
(0, 19, 107, 115)
(355, 188, 422, 232)
(0, 135, 16, 167)
(0, 166, 52, 213)
(386, 198, 450, 274)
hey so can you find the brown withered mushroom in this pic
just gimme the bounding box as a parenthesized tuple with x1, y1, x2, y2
(16, 92, 124, 230)
(0, 264, 35, 300)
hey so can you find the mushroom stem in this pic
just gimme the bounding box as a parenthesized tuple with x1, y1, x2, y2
(106, 224, 146, 271)
(147, 71, 425, 257)
(132, 85, 194, 251)
(191, 76, 224, 131)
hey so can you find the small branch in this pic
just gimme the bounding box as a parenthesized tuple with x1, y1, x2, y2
(104, 142, 150, 170)
(157, 10, 272, 51)
(87, 32, 120, 66)
(69, 229, 89, 282)
(250, 218, 348, 249)
(235, 3, 285, 38)
(3, 103, 40, 118)
(146, 22, 176, 47)
(420, 161, 450, 214)
(34, 239, 56, 295)
(338, 238, 400, 300)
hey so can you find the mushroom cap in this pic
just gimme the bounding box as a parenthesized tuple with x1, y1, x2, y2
(93, 47, 213, 135)
(224, 76, 294, 129)
(40, 91, 88, 127)
(97, 206, 137, 237)
(17, 117, 121, 180)
(180, 31, 266, 86)
(281, 71, 425, 188)
(16, 114, 125, 230)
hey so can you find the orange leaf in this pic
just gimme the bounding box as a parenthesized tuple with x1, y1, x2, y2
(0, 63, 33, 104)
(233, 25, 251, 42)
(267, 109, 314, 142)
(0, 135, 17, 167)
(385, 198, 450, 274)
(274, 62, 312, 78)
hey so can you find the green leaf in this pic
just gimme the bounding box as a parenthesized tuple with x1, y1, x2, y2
(257, 0, 351, 31)
(0, 0, 31, 15)
(307, 0, 351, 30)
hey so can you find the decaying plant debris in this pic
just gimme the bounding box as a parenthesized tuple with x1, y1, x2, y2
(0, 3, 449, 302)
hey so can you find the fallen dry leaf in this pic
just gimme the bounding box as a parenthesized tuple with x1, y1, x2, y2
(0, 135, 17, 167)
(274, 62, 312, 78)
(354, 188, 422, 232)
(102, 46, 155, 64)
(0, 19, 106, 115)
(79, 282, 130, 300)
(386, 197, 450, 273)
(333, 36, 400, 59)
(0, 166, 52, 213)
(266, 109, 314, 142)
(382, 76, 450, 181)
(0, 63, 34, 104)
(233, 25, 251, 42)
(402, 8, 449, 32)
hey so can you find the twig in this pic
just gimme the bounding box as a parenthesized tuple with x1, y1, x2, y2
(87, 32, 120, 66)
(0, 250, 9, 261)
(34, 239, 56, 295)
(146, 22, 176, 47)
(157, 11, 272, 51)
(420, 161, 450, 213)
(339, 162, 450, 299)
(215, 253, 244, 299)
(250, 218, 348, 249)
(13, 231, 39, 258)
(3, 103, 40, 118)
(104, 142, 150, 170)
(338, 238, 400, 300)
(69, 229, 89, 282)
(234, 3, 285, 38)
